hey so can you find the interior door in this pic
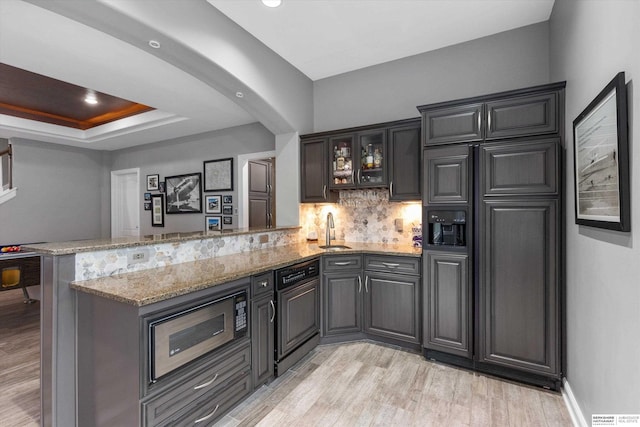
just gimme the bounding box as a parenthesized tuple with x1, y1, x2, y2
(248, 159, 274, 228)
(111, 169, 140, 238)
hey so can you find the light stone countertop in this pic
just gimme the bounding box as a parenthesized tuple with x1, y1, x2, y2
(70, 242, 422, 307)
(22, 226, 300, 255)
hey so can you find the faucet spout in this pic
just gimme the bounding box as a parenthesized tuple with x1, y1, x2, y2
(326, 212, 334, 246)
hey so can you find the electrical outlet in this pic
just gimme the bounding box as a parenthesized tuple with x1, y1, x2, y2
(394, 218, 404, 232)
(259, 234, 269, 244)
(127, 250, 148, 264)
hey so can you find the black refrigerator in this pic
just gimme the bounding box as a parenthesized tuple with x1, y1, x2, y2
(419, 83, 564, 391)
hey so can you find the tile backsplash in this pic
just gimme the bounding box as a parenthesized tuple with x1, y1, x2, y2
(299, 189, 422, 246)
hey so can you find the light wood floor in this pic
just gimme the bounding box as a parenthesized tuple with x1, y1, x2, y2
(0, 288, 40, 427)
(218, 341, 573, 426)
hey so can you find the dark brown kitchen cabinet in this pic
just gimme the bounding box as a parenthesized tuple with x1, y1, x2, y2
(486, 92, 558, 140)
(300, 138, 337, 203)
(323, 271, 363, 336)
(423, 251, 471, 358)
(422, 103, 483, 146)
(481, 138, 559, 196)
(388, 120, 421, 201)
(251, 272, 274, 388)
(424, 144, 469, 204)
(479, 199, 559, 377)
(328, 129, 387, 190)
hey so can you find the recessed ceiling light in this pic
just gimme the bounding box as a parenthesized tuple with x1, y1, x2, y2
(84, 90, 98, 105)
(262, 0, 281, 8)
(148, 40, 161, 49)
(235, 91, 244, 98)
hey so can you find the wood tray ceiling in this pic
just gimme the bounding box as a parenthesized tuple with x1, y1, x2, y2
(0, 63, 154, 130)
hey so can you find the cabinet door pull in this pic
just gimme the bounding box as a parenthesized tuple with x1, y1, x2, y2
(389, 181, 394, 198)
(259, 280, 269, 288)
(357, 169, 361, 184)
(334, 261, 352, 266)
(323, 185, 327, 200)
(269, 300, 275, 323)
(358, 275, 362, 293)
(382, 262, 400, 268)
(477, 111, 481, 133)
(365, 276, 369, 292)
(194, 373, 219, 390)
(488, 111, 492, 132)
(194, 404, 219, 424)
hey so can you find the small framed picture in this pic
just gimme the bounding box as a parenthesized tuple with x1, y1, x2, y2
(223, 216, 233, 226)
(144, 192, 151, 201)
(144, 202, 151, 211)
(205, 195, 222, 214)
(159, 181, 165, 193)
(147, 174, 160, 191)
(205, 216, 221, 231)
(222, 205, 233, 215)
(204, 158, 234, 192)
(223, 195, 233, 204)
(151, 195, 165, 227)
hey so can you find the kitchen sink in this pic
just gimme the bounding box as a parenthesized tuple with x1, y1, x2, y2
(318, 245, 352, 251)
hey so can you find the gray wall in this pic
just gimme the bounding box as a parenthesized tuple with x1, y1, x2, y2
(313, 22, 550, 131)
(550, 0, 640, 419)
(0, 139, 110, 245)
(110, 122, 274, 236)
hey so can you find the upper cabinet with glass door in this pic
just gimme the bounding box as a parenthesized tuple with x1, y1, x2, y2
(329, 129, 387, 190)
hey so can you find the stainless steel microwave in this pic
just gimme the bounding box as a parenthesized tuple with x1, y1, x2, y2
(148, 290, 248, 382)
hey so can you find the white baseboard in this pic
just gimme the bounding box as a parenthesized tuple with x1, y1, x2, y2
(563, 378, 589, 427)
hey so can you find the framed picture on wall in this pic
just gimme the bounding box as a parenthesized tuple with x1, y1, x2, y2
(204, 158, 233, 192)
(151, 194, 164, 227)
(205, 195, 222, 214)
(573, 71, 630, 231)
(146, 174, 160, 191)
(222, 205, 233, 215)
(223, 195, 233, 204)
(165, 173, 202, 214)
(205, 216, 221, 232)
(223, 216, 233, 226)
(144, 202, 151, 211)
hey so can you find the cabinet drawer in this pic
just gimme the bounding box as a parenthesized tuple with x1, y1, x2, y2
(157, 372, 252, 427)
(486, 92, 558, 140)
(252, 272, 274, 297)
(422, 103, 484, 146)
(143, 341, 250, 426)
(323, 255, 362, 272)
(481, 139, 559, 196)
(364, 255, 421, 276)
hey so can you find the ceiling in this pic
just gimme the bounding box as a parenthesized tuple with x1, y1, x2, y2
(0, 0, 555, 151)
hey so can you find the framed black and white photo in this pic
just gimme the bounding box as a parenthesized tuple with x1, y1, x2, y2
(144, 202, 151, 211)
(223, 195, 233, 204)
(151, 194, 164, 227)
(223, 216, 233, 226)
(165, 173, 202, 214)
(205, 195, 222, 214)
(146, 174, 160, 191)
(573, 71, 630, 231)
(205, 216, 221, 232)
(204, 158, 233, 192)
(158, 181, 165, 193)
(222, 205, 233, 215)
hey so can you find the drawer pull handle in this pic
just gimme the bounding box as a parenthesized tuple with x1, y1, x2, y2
(194, 373, 218, 390)
(334, 261, 352, 266)
(382, 262, 400, 268)
(358, 276, 362, 293)
(259, 280, 269, 288)
(194, 404, 219, 424)
(269, 300, 275, 323)
(365, 276, 369, 293)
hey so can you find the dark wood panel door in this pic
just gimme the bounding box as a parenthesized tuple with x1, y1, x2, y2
(363, 271, 420, 344)
(388, 122, 421, 201)
(481, 138, 559, 196)
(486, 92, 558, 140)
(277, 278, 320, 359)
(424, 251, 471, 358)
(424, 144, 470, 204)
(323, 271, 362, 336)
(249, 160, 274, 228)
(423, 103, 483, 146)
(251, 294, 274, 388)
(479, 199, 559, 377)
(300, 138, 334, 203)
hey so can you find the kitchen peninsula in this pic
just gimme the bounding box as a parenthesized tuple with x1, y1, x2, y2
(24, 227, 420, 426)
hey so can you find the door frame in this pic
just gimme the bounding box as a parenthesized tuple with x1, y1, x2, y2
(110, 168, 140, 238)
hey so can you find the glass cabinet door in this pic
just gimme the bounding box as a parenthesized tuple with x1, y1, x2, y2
(357, 129, 387, 187)
(329, 134, 356, 189)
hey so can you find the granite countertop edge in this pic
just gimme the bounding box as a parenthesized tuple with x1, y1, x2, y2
(22, 226, 301, 256)
(71, 242, 422, 307)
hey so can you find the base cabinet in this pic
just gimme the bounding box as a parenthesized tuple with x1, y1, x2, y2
(251, 294, 274, 388)
(323, 270, 363, 335)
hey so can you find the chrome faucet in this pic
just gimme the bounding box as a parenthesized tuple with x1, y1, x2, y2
(326, 212, 334, 247)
